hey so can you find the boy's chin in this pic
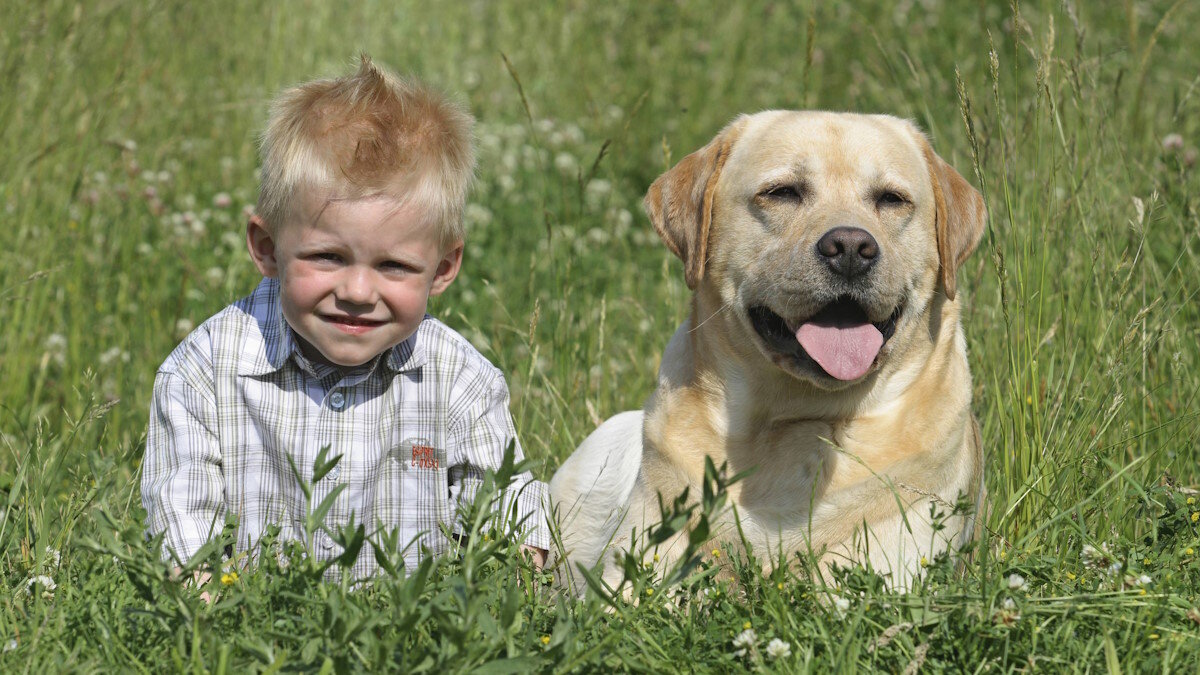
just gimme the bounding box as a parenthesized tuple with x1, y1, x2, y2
(296, 333, 385, 368)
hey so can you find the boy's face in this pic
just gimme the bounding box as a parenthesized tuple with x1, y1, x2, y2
(247, 193, 462, 367)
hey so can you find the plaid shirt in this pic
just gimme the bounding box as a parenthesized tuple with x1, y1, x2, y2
(142, 278, 549, 577)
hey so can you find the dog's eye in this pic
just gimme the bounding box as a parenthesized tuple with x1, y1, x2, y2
(876, 191, 908, 207)
(761, 184, 803, 200)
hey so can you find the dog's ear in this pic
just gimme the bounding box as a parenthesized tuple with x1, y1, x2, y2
(643, 117, 747, 289)
(921, 141, 986, 301)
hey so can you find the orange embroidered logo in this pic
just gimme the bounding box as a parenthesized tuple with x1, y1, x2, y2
(410, 444, 440, 470)
(396, 438, 446, 472)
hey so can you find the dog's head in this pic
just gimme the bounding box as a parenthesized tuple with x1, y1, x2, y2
(645, 111, 985, 389)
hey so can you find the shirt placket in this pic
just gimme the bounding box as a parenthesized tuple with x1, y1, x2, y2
(311, 364, 380, 567)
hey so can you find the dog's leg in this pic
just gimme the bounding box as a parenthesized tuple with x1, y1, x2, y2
(549, 410, 645, 594)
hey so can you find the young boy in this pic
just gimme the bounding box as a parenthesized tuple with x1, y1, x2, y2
(142, 56, 549, 579)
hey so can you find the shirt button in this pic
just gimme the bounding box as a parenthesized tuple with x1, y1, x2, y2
(328, 391, 345, 410)
(320, 531, 335, 550)
(328, 465, 340, 481)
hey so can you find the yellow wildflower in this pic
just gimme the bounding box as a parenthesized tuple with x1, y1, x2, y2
(645, 588, 654, 597)
(743, 621, 752, 630)
(920, 556, 929, 567)
(1066, 572, 1076, 580)
(1192, 512, 1198, 523)
(777, 582, 784, 590)
(540, 636, 551, 645)
(1188, 497, 1196, 505)
(220, 571, 238, 585)
(1186, 548, 1194, 556)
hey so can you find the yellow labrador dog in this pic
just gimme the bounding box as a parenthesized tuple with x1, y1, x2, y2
(550, 111, 986, 591)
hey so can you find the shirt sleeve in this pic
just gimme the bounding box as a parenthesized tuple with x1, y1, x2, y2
(446, 371, 551, 552)
(141, 368, 227, 563)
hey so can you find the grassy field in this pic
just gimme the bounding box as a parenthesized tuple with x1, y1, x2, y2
(2, 0, 1200, 670)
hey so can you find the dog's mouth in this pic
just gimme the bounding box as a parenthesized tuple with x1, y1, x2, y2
(748, 297, 902, 381)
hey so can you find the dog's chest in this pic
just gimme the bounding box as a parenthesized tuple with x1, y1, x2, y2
(724, 419, 848, 514)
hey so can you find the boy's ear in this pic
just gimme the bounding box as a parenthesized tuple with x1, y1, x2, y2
(429, 242, 463, 296)
(246, 215, 279, 278)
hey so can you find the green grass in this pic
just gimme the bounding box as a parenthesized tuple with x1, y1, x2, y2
(3, 0, 1200, 670)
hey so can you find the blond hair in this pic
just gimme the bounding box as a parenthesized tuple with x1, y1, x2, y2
(256, 55, 476, 245)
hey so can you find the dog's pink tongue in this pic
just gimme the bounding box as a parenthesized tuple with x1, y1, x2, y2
(796, 320, 884, 381)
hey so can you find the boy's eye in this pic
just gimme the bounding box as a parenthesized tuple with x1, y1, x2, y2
(310, 253, 342, 263)
(381, 260, 414, 273)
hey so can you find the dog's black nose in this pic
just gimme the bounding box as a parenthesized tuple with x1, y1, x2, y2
(816, 227, 879, 279)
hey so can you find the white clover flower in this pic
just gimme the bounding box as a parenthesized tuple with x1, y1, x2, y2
(1081, 542, 1121, 575)
(554, 152, 578, 175)
(3, 639, 15, 652)
(1135, 574, 1152, 587)
(45, 546, 61, 568)
(479, 132, 502, 153)
(136, 242, 154, 256)
(157, 170, 172, 183)
(212, 192, 232, 209)
(45, 333, 68, 354)
(220, 231, 243, 250)
(562, 124, 583, 145)
(833, 596, 852, 613)
(731, 628, 757, 657)
(497, 173, 517, 193)
(605, 104, 624, 122)
(205, 267, 225, 285)
(1006, 573, 1028, 591)
(99, 346, 129, 367)
(534, 118, 555, 134)
(765, 638, 792, 660)
(585, 178, 614, 207)
(175, 318, 194, 339)
(615, 208, 633, 230)
(994, 597, 1020, 626)
(464, 203, 493, 228)
(26, 575, 56, 596)
(1162, 133, 1184, 152)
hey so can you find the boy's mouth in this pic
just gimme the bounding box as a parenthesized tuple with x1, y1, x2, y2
(322, 314, 385, 334)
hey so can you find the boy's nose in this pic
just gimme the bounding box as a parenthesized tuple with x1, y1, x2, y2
(337, 268, 377, 305)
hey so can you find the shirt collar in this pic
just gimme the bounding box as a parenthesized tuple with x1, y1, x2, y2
(236, 278, 427, 376)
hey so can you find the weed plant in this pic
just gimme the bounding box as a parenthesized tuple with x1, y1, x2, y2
(2, 0, 1200, 671)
